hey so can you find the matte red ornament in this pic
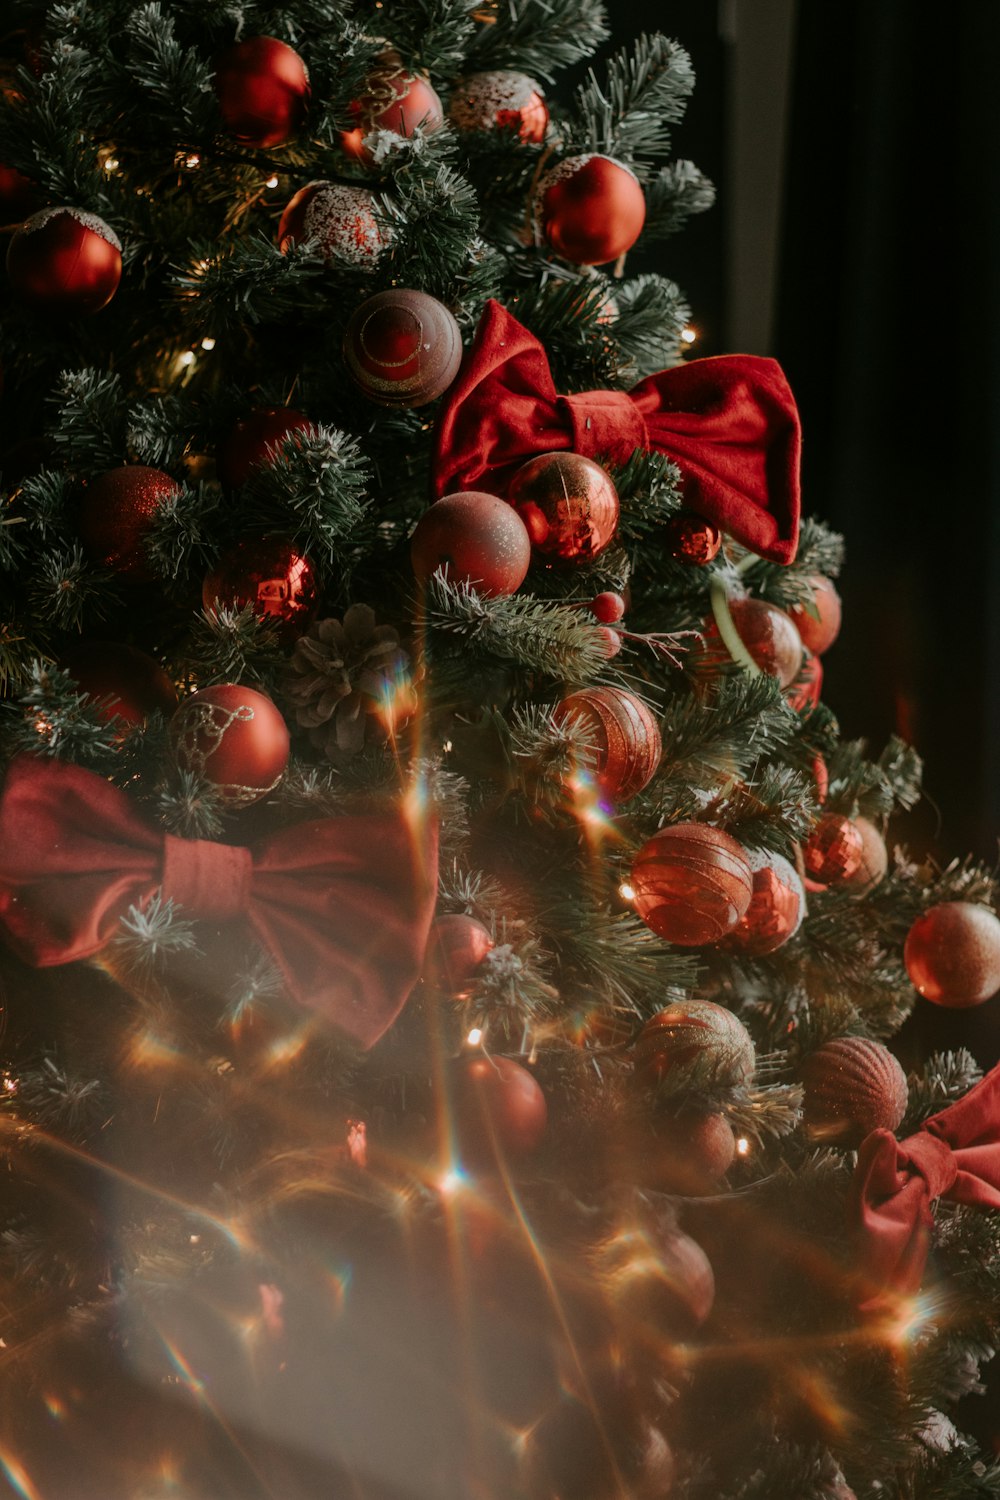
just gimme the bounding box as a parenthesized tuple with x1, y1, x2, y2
(645, 1110, 737, 1194)
(449, 71, 548, 143)
(423, 913, 494, 999)
(278, 181, 391, 266)
(450, 1054, 547, 1163)
(785, 647, 823, 712)
(844, 815, 888, 894)
(0, 162, 37, 220)
(78, 466, 181, 581)
(665, 511, 722, 565)
(343, 289, 463, 408)
(61, 642, 178, 729)
(790, 575, 842, 656)
(801, 1037, 908, 1147)
(588, 591, 625, 623)
(214, 36, 310, 148)
(725, 848, 804, 956)
(411, 491, 531, 597)
(802, 812, 864, 884)
(508, 451, 620, 564)
(631, 822, 753, 946)
(904, 900, 1000, 1008)
(217, 407, 314, 489)
(202, 539, 319, 642)
(534, 154, 646, 266)
(632, 999, 756, 1090)
(553, 685, 661, 802)
(340, 58, 443, 163)
(7, 206, 122, 316)
(170, 684, 290, 806)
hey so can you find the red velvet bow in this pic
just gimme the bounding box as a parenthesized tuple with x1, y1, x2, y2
(432, 300, 802, 565)
(850, 1063, 1000, 1308)
(0, 755, 438, 1049)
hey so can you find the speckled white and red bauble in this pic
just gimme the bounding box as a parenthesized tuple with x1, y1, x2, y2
(278, 181, 392, 266)
(449, 70, 548, 143)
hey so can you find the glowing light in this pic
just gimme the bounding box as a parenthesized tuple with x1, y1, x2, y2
(879, 1291, 937, 1347)
(185, 153, 201, 169)
(265, 174, 279, 188)
(103, 156, 120, 173)
(128, 1027, 181, 1070)
(200, 336, 216, 350)
(179, 350, 195, 367)
(438, 1168, 466, 1197)
(42, 1394, 65, 1420)
(443, 739, 453, 753)
(0, 1452, 44, 1500)
(618, 882, 635, 902)
(347, 1118, 368, 1167)
(466, 1028, 483, 1047)
(736, 1136, 750, 1156)
(681, 326, 697, 344)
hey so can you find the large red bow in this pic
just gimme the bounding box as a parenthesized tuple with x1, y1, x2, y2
(0, 755, 438, 1049)
(850, 1062, 1000, 1308)
(432, 300, 802, 565)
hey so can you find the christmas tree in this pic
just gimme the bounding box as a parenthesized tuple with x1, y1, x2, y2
(1, 4, 999, 1497)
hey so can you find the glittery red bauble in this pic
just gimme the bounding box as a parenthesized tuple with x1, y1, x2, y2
(343, 289, 463, 408)
(789, 575, 842, 656)
(449, 70, 548, 143)
(0, 162, 37, 220)
(411, 491, 532, 597)
(801, 1037, 908, 1146)
(588, 591, 625, 623)
(535, 154, 646, 266)
(785, 647, 823, 712)
(214, 36, 310, 148)
(340, 60, 443, 163)
(802, 812, 864, 884)
(665, 512, 722, 565)
(202, 539, 319, 641)
(450, 1054, 547, 1163)
(7, 207, 122, 316)
(217, 407, 314, 489)
(423, 913, 494, 999)
(631, 822, 754, 946)
(170, 684, 290, 806)
(61, 641, 178, 728)
(725, 849, 804, 956)
(632, 999, 756, 1090)
(844, 815, 888, 894)
(508, 451, 620, 563)
(904, 900, 1000, 1007)
(645, 1110, 737, 1194)
(554, 685, 661, 802)
(78, 466, 181, 581)
(278, 181, 391, 266)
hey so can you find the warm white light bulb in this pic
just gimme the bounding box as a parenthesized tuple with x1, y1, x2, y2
(681, 327, 697, 345)
(619, 882, 635, 902)
(200, 337, 216, 351)
(467, 1028, 483, 1046)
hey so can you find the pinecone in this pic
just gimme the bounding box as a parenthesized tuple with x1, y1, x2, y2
(284, 606, 413, 762)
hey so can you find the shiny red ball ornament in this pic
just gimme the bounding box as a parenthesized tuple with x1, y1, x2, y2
(844, 815, 889, 894)
(411, 491, 532, 597)
(170, 683, 290, 806)
(554, 685, 661, 802)
(7, 206, 122, 316)
(633, 999, 756, 1091)
(789, 575, 842, 656)
(278, 181, 391, 266)
(202, 539, 319, 642)
(340, 58, 443, 163)
(631, 822, 753, 946)
(423, 913, 494, 999)
(217, 407, 314, 489)
(534, 154, 646, 266)
(508, 451, 620, 563)
(450, 1054, 547, 1164)
(449, 70, 548, 143)
(665, 511, 722, 565)
(904, 901, 1000, 1008)
(802, 812, 864, 884)
(801, 1037, 908, 1147)
(214, 36, 310, 148)
(0, 162, 37, 220)
(785, 647, 823, 712)
(78, 466, 181, 581)
(588, 591, 625, 623)
(61, 641, 178, 728)
(343, 289, 463, 408)
(645, 1110, 737, 1194)
(725, 849, 804, 956)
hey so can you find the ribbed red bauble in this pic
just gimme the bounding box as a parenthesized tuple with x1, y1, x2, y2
(725, 848, 805, 956)
(278, 181, 391, 266)
(801, 1037, 908, 1146)
(7, 207, 122, 316)
(170, 684, 290, 806)
(340, 58, 443, 163)
(588, 591, 625, 623)
(631, 822, 753, 946)
(632, 999, 756, 1090)
(0, 162, 37, 220)
(785, 648, 823, 713)
(202, 539, 319, 641)
(343, 289, 463, 407)
(904, 901, 1000, 1007)
(423, 914, 494, 999)
(664, 512, 722, 565)
(78, 466, 181, 581)
(554, 685, 661, 802)
(644, 1110, 737, 1194)
(61, 641, 178, 728)
(450, 1054, 547, 1164)
(534, 154, 646, 266)
(214, 36, 310, 148)
(699, 595, 803, 688)
(508, 451, 620, 563)
(789, 575, 842, 656)
(449, 71, 548, 143)
(217, 407, 314, 489)
(802, 812, 864, 884)
(411, 491, 532, 597)
(844, 815, 889, 894)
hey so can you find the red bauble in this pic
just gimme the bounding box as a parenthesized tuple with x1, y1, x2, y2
(61, 641, 178, 728)
(450, 1054, 547, 1163)
(594, 1222, 715, 1332)
(725, 849, 804, 956)
(844, 815, 889, 894)
(534, 154, 646, 266)
(423, 914, 494, 999)
(0, 162, 37, 220)
(340, 59, 443, 163)
(78, 466, 181, 581)
(802, 812, 864, 884)
(632, 999, 756, 1090)
(214, 36, 310, 148)
(554, 685, 661, 802)
(171, 684, 290, 806)
(699, 595, 803, 688)
(644, 1110, 737, 1194)
(278, 181, 391, 266)
(801, 1037, 908, 1147)
(202, 539, 319, 641)
(449, 71, 548, 143)
(631, 822, 754, 946)
(789, 575, 842, 656)
(904, 900, 1000, 1008)
(217, 407, 314, 489)
(411, 491, 532, 597)
(785, 648, 823, 713)
(665, 512, 722, 565)
(588, 591, 625, 623)
(812, 753, 829, 804)
(343, 289, 463, 408)
(7, 207, 122, 316)
(508, 451, 620, 563)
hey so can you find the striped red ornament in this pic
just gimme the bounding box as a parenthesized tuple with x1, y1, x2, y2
(630, 822, 753, 945)
(801, 1036, 908, 1146)
(633, 999, 756, 1090)
(554, 685, 661, 803)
